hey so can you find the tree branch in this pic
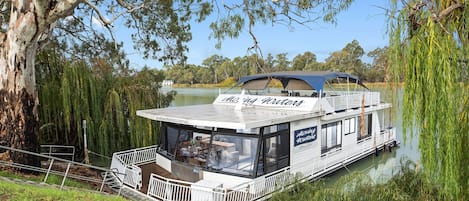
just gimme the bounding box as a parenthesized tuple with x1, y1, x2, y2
(46, 0, 81, 24)
(436, 2, 464, 21)
(83, 0, 145, 26)
(83, 0, 143, 50)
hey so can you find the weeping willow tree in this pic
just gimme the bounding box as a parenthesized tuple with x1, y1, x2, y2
(36, 49, 175, 158)
(388, 0, 468, 199)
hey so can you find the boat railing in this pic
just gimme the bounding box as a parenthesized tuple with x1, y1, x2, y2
(111, 145, 158, 181)
(147, 173, 230, 201)
(146, 166, 295, 201)
(112, 145, 159, 166)
(237, 167, 295, 200)
(324, 91, 380, 111)
(123, 164, 142, 190)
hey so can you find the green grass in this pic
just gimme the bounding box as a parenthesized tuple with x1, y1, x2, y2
(0, 170, 93, 189)
(0, 180, 126, 201)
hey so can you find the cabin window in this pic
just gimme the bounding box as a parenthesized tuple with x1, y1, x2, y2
(207, 134, 258, 177)
(256, 123, 290, 176)
(344, 117, 356, 135)
(321, 121, 342, 154)
(159, 123, 211, 161)
(357, 114, 373, 141)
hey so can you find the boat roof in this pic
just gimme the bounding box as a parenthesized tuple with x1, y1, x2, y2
(236, 71, 367, 92)
(137, 104, 319, 130)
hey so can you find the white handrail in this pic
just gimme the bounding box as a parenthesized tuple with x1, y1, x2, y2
(110, 145, 159, 182)
(123, 165, 142, 190)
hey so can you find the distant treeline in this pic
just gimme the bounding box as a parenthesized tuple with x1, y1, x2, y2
(164, 40, 389, 85)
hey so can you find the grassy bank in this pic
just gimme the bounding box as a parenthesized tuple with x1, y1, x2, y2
(0, 170, 93, 189)
(0, 180, 126, 201)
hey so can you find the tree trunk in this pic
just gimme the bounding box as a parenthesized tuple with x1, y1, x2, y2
(0, 6, 42, 167)
(0, 0, 78, 168)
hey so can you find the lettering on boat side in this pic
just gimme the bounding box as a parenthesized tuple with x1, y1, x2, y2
(218, 95, 304, 107)
(260, 97, 304, 107)
(220, 96, 258, 105)
(294, 126, 317, 146)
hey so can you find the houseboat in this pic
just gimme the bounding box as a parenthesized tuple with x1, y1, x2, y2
(110, 71, 398, 201)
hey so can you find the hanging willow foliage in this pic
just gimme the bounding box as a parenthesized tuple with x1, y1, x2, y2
(388, 0, 468, 199)
(36, 50, 175, 158)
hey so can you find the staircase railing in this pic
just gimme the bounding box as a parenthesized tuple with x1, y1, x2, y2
(40, 145, 75, 161)
(110, 145, 158, 186)
(123, 165, 142, 190)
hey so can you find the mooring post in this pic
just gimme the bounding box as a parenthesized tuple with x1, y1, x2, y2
(83, 120, 89, 164)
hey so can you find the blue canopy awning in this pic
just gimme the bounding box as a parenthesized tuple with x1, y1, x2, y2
(236, 71, 368, 92)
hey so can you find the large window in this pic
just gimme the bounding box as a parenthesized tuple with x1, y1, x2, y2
(321, 121, 342, 154)
(207, 134, 258, 176)
(257, 123, 290, 176)
(159, 123, 211, 160)
(357, 114, 373, 141)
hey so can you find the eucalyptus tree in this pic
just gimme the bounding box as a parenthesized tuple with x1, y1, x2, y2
(292, 51, 318, 71)
(231, 56, 250, 80)
(0, 0, 353, 165)
(388, 0, 468, 199)
(201, 55, 229, 83)
(273, 53, 291, 71)
(218, 60, 236, 82)
(367, 47, 388, 82)
(324, 40, 365, 76)
(264, 53, 275, 73)
(195, 66, 213, 84)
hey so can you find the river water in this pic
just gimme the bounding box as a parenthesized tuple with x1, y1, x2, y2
(163, 87, 420, 183)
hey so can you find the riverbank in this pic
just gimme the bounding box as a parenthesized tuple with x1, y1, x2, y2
(0, 175, 125, 201)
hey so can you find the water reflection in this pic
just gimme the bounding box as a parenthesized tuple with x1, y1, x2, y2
(163, 86, 420, 183)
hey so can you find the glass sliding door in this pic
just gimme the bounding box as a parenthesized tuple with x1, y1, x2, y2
(257, 123, 290, 176)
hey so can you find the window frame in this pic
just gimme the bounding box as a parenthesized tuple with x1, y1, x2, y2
(344, 117, 356, 135)
(357, 114, 373, 142)
(256, 123, 290, 177)
(206, 132, 260, 177)
(158, 122, 212, 159)
(321, 121, 343, 154)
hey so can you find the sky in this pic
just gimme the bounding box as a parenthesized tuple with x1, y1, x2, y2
(117, 1, 392, 69)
